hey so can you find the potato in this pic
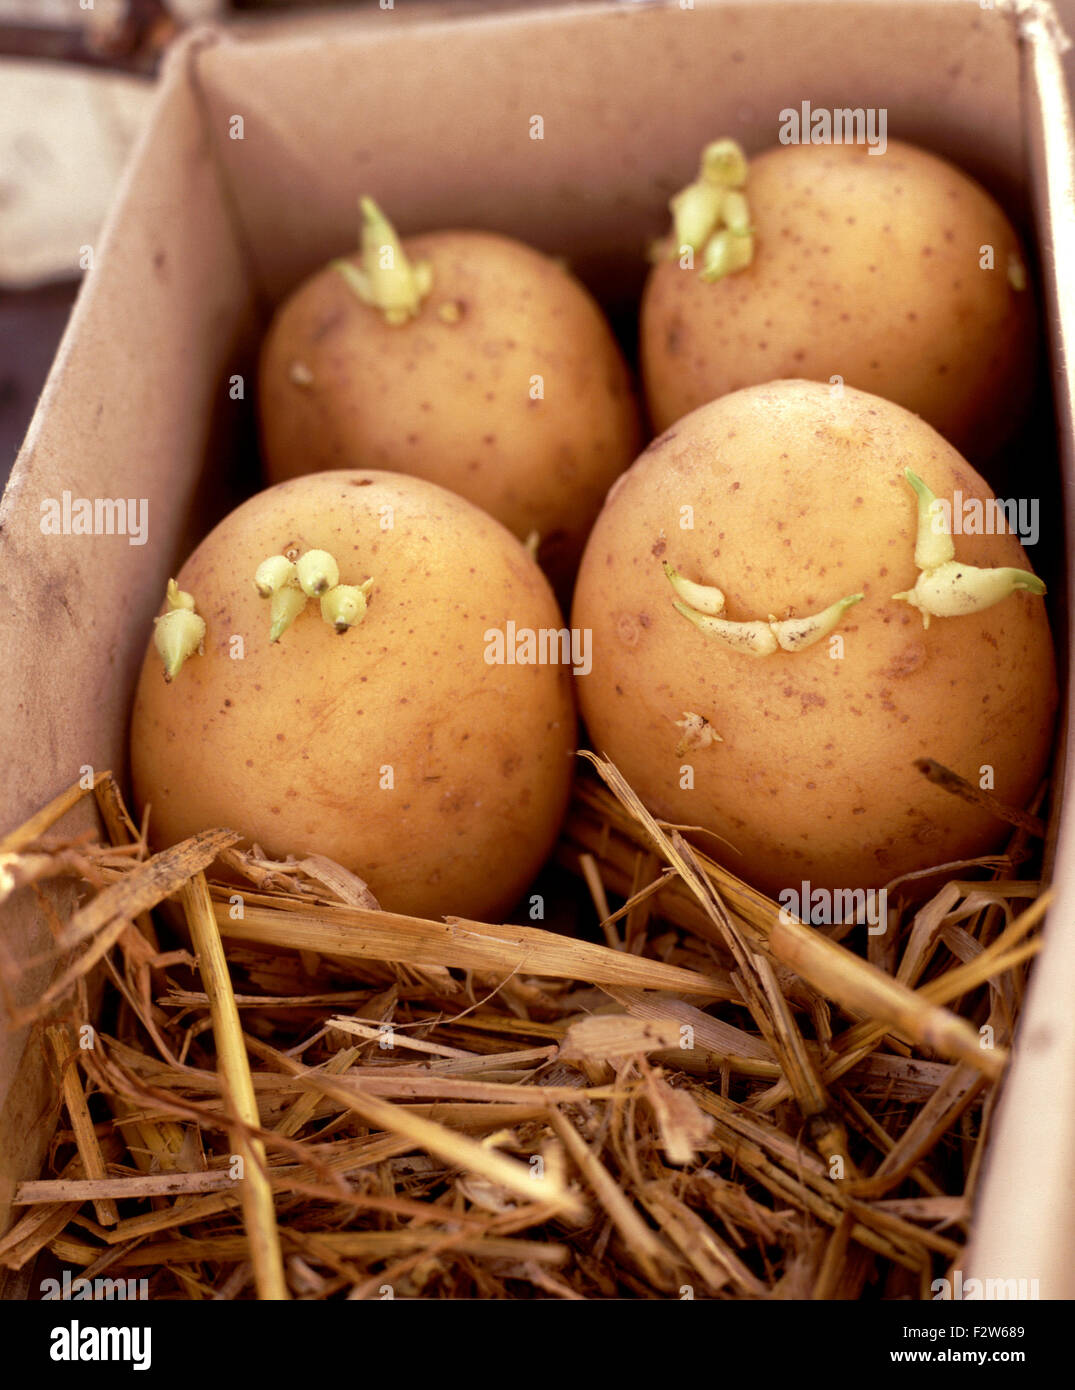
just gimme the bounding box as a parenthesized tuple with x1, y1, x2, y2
(641, 140, 1036, 465)
(259, 204, 641, 589)
(571, 380, 1056, 898)
(130, 470, 577, 921)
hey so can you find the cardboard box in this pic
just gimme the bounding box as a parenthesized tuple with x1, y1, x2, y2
(2, 0, 1073, 1295)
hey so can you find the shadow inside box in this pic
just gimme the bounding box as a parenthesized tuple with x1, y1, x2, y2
(0, 281, 80, 489)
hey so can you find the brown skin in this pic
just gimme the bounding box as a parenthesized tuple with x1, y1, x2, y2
(259, 231, 641, 591)
(131, 471, 577, 921)
(571, 380, 1056, 899)
(641, 141, 1036, 467)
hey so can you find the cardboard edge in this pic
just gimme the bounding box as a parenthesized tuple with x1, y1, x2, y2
(0, 29, 261, 1246)
(965, 0, 1075, 1298)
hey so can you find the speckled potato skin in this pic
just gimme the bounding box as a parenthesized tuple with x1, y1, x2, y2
(259, 231, 641, 588)
(130, 471, 577, 921)
(641, 141, 1036, 466)
(570, 381, 1056, 898)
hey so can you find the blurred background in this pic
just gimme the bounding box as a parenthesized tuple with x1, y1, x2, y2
(0, 0, 565, 485)
(2, 0, 1074, 486)
(2, 0, 210, 481)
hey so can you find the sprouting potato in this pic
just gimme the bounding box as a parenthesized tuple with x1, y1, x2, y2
(259, 199, 641, 591)
(570, 380, 1056, 898)
(641, 139, 1037, 467)
(130, 470, 577, 921)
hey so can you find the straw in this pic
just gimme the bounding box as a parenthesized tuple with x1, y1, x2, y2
(1, 744, 1054, 1300)
(180, 871, 288, 1301)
